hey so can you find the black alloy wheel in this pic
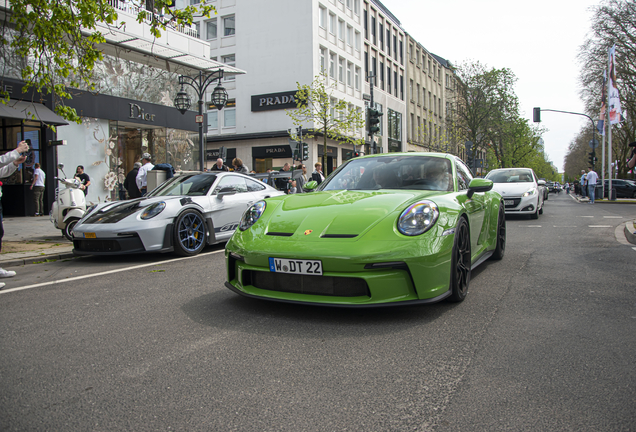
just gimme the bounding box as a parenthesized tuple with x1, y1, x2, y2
(490, 203, 506, 261)
(448, 217, 471, 302)
(173, 210, 207, 256)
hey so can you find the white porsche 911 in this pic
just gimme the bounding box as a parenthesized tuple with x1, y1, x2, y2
(484, 168, 545, 219)
(73, 172, 284, 256)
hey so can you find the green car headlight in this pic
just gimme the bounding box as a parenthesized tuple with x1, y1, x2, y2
(240, 201, 266, 231)
(397, 200, 439, 236)
(522, 188, 537, 197)
(140, 201, 166, 220)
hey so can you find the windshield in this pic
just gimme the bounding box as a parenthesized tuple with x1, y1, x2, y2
(148, 174, 218, 197)
(485, 169, 535, 183)
(319, 155, 453, 192)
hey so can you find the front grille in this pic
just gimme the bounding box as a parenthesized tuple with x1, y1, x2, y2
(504, 198, 521, 208)
(245, 270, 370, 297)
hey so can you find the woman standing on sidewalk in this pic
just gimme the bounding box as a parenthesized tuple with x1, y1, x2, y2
(30, 163, 46, 216)
(0, 140, 29, 288)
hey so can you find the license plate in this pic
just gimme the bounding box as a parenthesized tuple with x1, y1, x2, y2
(84, 232, 96, 239)
(504, 200, 515, 206)
(269, 258, 323, 275)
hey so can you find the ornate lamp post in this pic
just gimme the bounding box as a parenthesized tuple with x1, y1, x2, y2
(173, 69, 228, 172)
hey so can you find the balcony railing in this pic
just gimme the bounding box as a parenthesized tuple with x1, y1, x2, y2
(106, 0, 199, 38)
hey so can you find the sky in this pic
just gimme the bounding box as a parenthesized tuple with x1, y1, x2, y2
(380, 0, 601, 172)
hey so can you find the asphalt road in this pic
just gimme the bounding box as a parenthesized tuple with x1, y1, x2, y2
(1, 192, 635, 431)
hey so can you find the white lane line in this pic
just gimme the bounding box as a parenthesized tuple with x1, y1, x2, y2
(553, 225, 578, 227)
(0, 250, 224, 295)
(589, 225, 612, 228)
(523, 225, 542, 227)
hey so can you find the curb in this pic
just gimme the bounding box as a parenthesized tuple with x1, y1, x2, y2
(625, 221, 636, 245)
(1, 251, 77, 268)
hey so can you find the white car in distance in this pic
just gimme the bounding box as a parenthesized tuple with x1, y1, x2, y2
(485, 168, 545, 219)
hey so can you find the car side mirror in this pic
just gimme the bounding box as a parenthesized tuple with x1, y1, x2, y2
(537, 180, 546, 186)
(303, 180, 318, 192)
(216, 186, 237, 198)
(467, 178, 493, 199)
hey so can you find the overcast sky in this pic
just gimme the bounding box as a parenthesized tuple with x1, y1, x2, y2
(380, 0, 601, 172)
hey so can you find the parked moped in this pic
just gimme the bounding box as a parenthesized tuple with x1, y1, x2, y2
(50, 163, 86, 241)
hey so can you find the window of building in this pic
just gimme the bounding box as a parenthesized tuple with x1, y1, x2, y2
(386, 28, 391, 56)
(330, 52, 336, 79)
(330, 98, 337, 119)
(207, 110, 218, 129)
(394, 70, 398, 96)
(329, 13, 336, 35)
(364, 51, 368, 80)
(400, 75, 404, 100)
(387, 65, 391, 90)
(417, 116, 421, 140)
(194, 22, 200, 38)
(416, 83, 420, 104)
(422, 87, 426, 108)
(399, 40, 403, 65)
(224, 99, 236, 127)
(319, 5, 327, 29)
(393, 35, 397, 59)
(354, 0, 360, 15)
(428, 91, 432, 111)
(379, 61, 384, 91)
(346, 0, 351, 9)
(339, 57, 345, 83)
(354, 67, 360, 90)
(355, 31, 361, 51)
(371, 16, 376, 45)
(338, 19, 345, 41)
(363, 9, 368, 39)
(410, 113, 414, 140)
(206, 20, 217, 40)
(409, 79, 414, 101)
(347, 25, 352, 46)
(223, 15, 235, 36)
(423, 54, 426, 69)
(409, 44, 413, 61)
(320, 47, 326, 73)
(379, 23, 384, 50)
(347, 62, 353, 87)
(372, 55, 377, 79)
(222, 54, 235, 80)
(428, 59, 431, 74)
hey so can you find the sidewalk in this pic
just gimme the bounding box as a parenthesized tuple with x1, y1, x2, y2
(1, 216, 75, 268)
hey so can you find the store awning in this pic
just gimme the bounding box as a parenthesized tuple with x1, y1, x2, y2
(0, 101, 69, 126)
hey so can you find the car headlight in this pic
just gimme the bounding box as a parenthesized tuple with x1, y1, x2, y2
(397, 200, 439, 236)
(140, 201, 166, 220)
(522, 188, 537, 197)
(240, 201, 266, 231)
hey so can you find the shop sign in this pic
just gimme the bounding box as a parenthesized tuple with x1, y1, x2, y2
(129, 103, 156, 122)
(252, 145, 292, 158)
(251, 91, 298, 112)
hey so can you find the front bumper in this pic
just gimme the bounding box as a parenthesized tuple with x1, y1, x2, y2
(502, 195, 538, 214)
(73, 221, 174, 255)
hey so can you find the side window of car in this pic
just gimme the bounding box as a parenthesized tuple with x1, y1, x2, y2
(214, 176, 248, 193)
(246, 178, 266, 192)
(455, 160, 472, 191)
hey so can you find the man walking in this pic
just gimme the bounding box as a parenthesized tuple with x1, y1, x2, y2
(586, 167, 599, 204)
(124, 162, 142, 198)
(210, 158, 229, 172)
(136, 153, 154, 196)
(30, 162, 46, 216)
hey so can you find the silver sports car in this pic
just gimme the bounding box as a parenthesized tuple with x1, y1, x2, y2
(73, 172, 284, 256)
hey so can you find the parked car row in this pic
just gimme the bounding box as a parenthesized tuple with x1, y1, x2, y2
(595, 179, 636, 198)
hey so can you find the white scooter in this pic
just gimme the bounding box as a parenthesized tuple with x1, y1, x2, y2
(50, 163, 86, 241)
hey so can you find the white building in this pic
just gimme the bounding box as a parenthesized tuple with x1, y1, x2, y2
(187, 0, 407, 174)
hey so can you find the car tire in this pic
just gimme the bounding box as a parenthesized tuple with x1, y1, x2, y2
(63, 218, 80, 241)
(530, 205, 539, 219)
(448, 217, 471, 302)
(173, 210, 207, 257)
(490, 203, 506, 261)
(539, 205, 543, 215)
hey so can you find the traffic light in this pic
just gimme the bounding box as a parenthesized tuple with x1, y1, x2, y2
(302, 142, 309, 161)
(353, 151, 360, 158)
(367, 107, 383, 136)
(588, 151, 595, 168)
(533, 107, 541, 123)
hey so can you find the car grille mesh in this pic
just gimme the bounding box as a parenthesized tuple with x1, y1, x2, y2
(245, 270, 370, 297)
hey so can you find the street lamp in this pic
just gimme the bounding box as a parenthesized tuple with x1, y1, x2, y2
(173, 69, 228, 172)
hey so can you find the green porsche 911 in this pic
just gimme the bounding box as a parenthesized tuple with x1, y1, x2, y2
(225, 153, 505, 307)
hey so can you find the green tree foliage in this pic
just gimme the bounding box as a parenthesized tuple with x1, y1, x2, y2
(0, 0, 215, 123)
(286, 73, 365, 174)
(577, 0, 635, 178)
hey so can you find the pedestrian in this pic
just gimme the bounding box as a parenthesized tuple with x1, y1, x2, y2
(586, 167, 599, 204)
(232, 158, 249, 173)
(0, 140, 29, 287)
(296, 163, 309, 192)
(30, 162, 46, 216)
(277, 162, 291, 191)
(136, 153, 154, 196)
(579, 170, 587, 198)
(124, 162, 142, 198)
(565, 182, 570, 194)
(288, 179, 298, 194)
(210, 158, 229, 172)
(75, 165, 91, 196)
(312, 162, 325, 185)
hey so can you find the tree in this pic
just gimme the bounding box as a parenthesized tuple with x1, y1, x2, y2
(0, 0, 216, 123)
(286, 73, 365, 175)
(578, 0, 636, 177)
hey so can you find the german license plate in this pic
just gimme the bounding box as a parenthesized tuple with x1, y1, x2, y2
(84, 232, 97, 239)
(504, 200, 514, 206)
(269, 258, 323, 275)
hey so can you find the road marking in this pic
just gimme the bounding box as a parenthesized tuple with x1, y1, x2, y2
(523, 225, 542, 227)
(589, 225, 612, 228)
(0, 250, 225, 295)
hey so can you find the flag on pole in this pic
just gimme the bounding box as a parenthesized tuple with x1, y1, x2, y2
(608, 45, 622, 125)
(597, 70, 606, 135)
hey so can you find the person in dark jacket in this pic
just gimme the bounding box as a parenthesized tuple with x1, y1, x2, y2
(211, 158, 229, 172)
(124, 162, 142, 198)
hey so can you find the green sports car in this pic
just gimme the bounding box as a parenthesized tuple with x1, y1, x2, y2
(224, 153, 505, 307)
